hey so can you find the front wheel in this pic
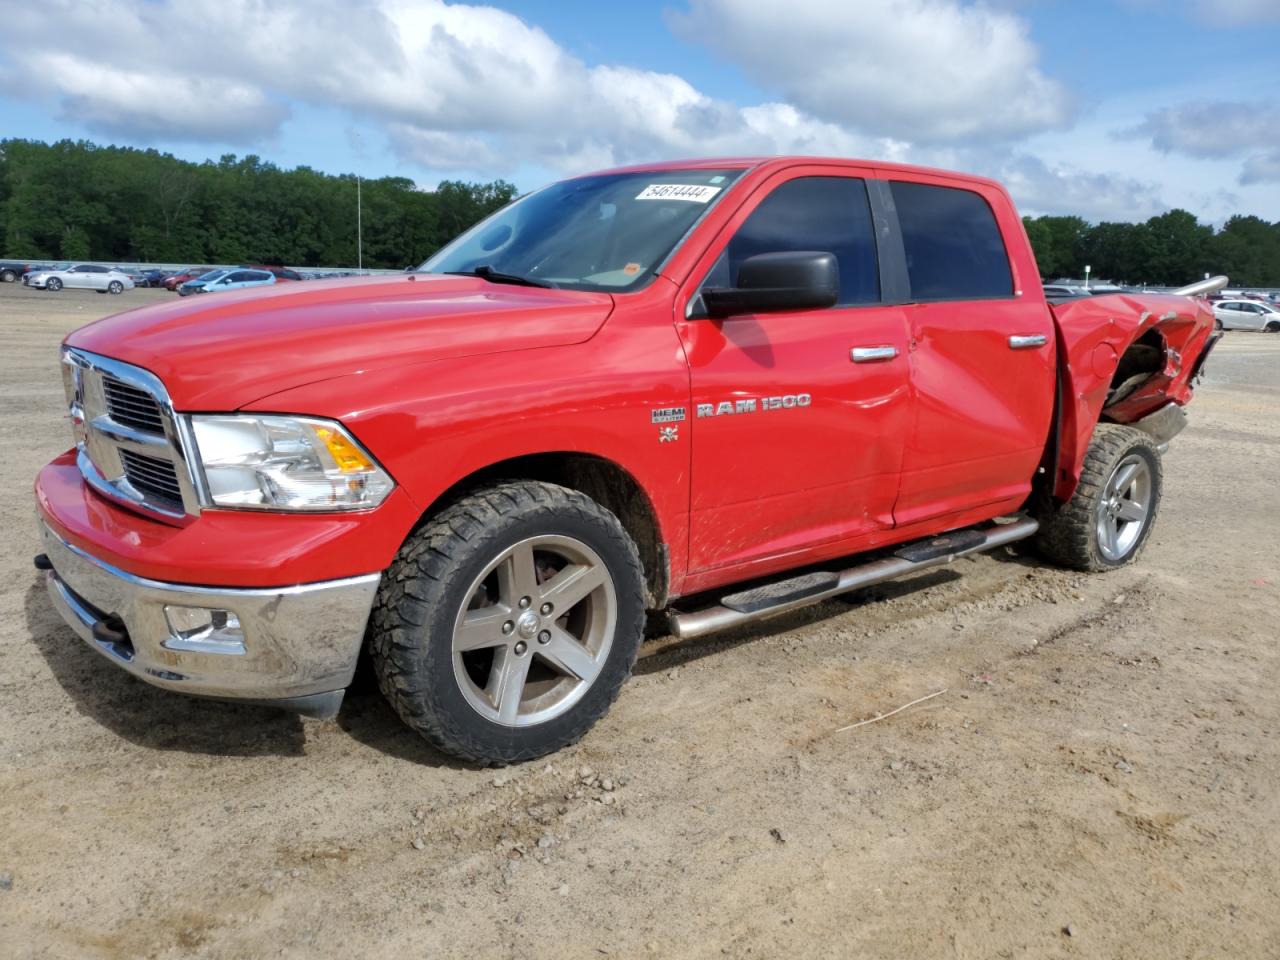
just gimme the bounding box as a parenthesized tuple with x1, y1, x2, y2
(368, 481, 645, 765)
(0, 269, 15, 283)
(1266, 321, 1280, 333)
(1036, 424, 1162, 572)
(46, 277, 62, 292)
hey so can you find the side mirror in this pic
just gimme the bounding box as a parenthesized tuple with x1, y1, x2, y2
(700, 251, 839, 319)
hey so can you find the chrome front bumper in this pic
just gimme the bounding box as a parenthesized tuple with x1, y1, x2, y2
(38, 521, 380, 718)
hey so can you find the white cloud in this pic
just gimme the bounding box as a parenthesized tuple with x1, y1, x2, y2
(0, 0, 916, 173)
(0, 0, 1246, 222)
(1242, 151, 1280, 185)
(1123, 101, 1280, 158)
(1122, 100, 1280, 186)
(667, 0, 1073, 142)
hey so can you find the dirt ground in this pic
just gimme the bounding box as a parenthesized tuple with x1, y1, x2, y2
(2, 281, 1278, 959)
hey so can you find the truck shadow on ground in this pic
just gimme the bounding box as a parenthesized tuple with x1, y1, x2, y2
(24, 579, 307, 757)
(24, 578, 475, 767)
(332, 659, 474, 769)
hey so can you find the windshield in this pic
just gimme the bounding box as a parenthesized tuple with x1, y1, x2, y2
(420, 168, 746, 292)
(197, 270, 228, 282)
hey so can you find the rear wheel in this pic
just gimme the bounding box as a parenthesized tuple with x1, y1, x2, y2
(1214, 318, 1224, 331)
(0, 269, 15, 283)
(107, 280, 123, 294)
(46, 277, 62, 292)
(1036, 424, 1162, 572)
(369, 481, 645, 765)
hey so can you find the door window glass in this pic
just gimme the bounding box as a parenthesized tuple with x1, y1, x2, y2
(705, 176, 880, 306)
(890, 181, 1013, 300)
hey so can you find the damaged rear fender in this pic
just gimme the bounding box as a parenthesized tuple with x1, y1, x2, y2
(1048, 291, 1216, 501)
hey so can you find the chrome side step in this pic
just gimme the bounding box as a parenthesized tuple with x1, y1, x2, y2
(667, 516, 1039, 640)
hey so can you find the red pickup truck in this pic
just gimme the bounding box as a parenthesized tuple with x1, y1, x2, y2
(34, 157, 1220, 764)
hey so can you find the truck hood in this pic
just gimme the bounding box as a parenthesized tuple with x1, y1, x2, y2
(65, 274, 615, 410)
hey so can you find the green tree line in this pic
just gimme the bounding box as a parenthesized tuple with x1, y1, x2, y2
(4, 138, 1278, 284)
(0, 139, 517, 268)
(1023, 210, 1280, 287)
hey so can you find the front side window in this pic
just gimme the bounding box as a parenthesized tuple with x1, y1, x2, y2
(701, 176, 880, 306)
(422, 168, 745, 292)
(890, 181, 1013, 301)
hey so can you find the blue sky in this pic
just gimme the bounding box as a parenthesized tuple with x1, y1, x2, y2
(2, 0, 1278, 223)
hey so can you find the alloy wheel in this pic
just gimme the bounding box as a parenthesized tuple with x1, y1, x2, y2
(451, 535, 616, 727)
(1096, 453, 1152, 562)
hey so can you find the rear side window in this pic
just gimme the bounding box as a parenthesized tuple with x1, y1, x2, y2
(708, 176, 880, 306)
(890, 181, 1013, 301)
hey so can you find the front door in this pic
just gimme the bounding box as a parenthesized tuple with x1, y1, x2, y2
(677, 172, 912, 574)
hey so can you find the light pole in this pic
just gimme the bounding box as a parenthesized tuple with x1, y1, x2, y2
(357, 173, 363, 275)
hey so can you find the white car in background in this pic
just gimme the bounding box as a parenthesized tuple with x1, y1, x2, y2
(1212, 298, 1280, 332)
(24, 264, 135, 294)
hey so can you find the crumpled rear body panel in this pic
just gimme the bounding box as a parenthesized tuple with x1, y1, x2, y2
(1049, 292, 1216, 500)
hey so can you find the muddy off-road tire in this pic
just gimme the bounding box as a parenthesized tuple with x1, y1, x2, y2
(368, 481, 645, 765)
(1036, 424, 1162, 572)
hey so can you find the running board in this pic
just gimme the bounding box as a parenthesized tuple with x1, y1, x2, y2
(667, 516, 1039, 640)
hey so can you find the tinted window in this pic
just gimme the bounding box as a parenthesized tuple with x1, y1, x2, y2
(706, 176, 880, 306)
(890, 181, 1013, 300)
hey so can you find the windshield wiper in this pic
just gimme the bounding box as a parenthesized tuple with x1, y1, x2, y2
(444, 265, 555, 289)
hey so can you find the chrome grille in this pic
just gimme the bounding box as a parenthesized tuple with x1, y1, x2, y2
(103, 376, 165, 433)
(61, 348, 202, 520)
(119, 449, 184, 506)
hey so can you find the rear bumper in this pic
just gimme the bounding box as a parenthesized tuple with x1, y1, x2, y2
(37, 519, 380, 716)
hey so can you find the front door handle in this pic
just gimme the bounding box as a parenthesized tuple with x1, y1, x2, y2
(1009, 334, 1048, 350)
(851, 345, 899, 363)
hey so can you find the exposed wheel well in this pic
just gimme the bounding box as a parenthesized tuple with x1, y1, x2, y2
(1105, 328, 1165, 409)
(422, 453, 669, 608)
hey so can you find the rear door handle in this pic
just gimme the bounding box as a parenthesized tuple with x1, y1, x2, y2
(851, 346, 899, 363)
(1008, 334, 1048, 350)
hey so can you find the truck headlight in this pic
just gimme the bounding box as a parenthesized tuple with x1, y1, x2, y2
(190, 415, 394, 511)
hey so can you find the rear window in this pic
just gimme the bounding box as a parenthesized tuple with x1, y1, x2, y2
(890, 181, 1013, 301)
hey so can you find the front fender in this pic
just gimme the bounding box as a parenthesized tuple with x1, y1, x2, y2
(243, 319, 693, 589)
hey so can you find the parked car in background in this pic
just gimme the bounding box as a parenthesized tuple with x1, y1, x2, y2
(1, 260, 37, 283)
(245, 265, 304, 282)
(25, 264, 134, 294)
(120, 267, 153, 287)
(22, 264, 61, 284)
(163, 268, 215, 291)
(178, 268, 276, 296)
(1212, 298, 1280, 331)
(129, 268, 172, 288)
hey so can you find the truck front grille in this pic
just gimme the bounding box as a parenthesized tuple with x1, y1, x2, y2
(62, 348, 201, 521)
(119, 449, 184, 507)
(103, 376, 165, 433)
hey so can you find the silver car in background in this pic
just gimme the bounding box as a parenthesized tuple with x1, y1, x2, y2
(24, 264, 135, 294)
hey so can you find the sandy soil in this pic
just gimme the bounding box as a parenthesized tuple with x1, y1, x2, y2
(2, 282, 1278, 959)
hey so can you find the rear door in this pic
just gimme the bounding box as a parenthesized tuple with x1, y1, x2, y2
(880, 175, 1056, 526)
(678, 169, 912, 573)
